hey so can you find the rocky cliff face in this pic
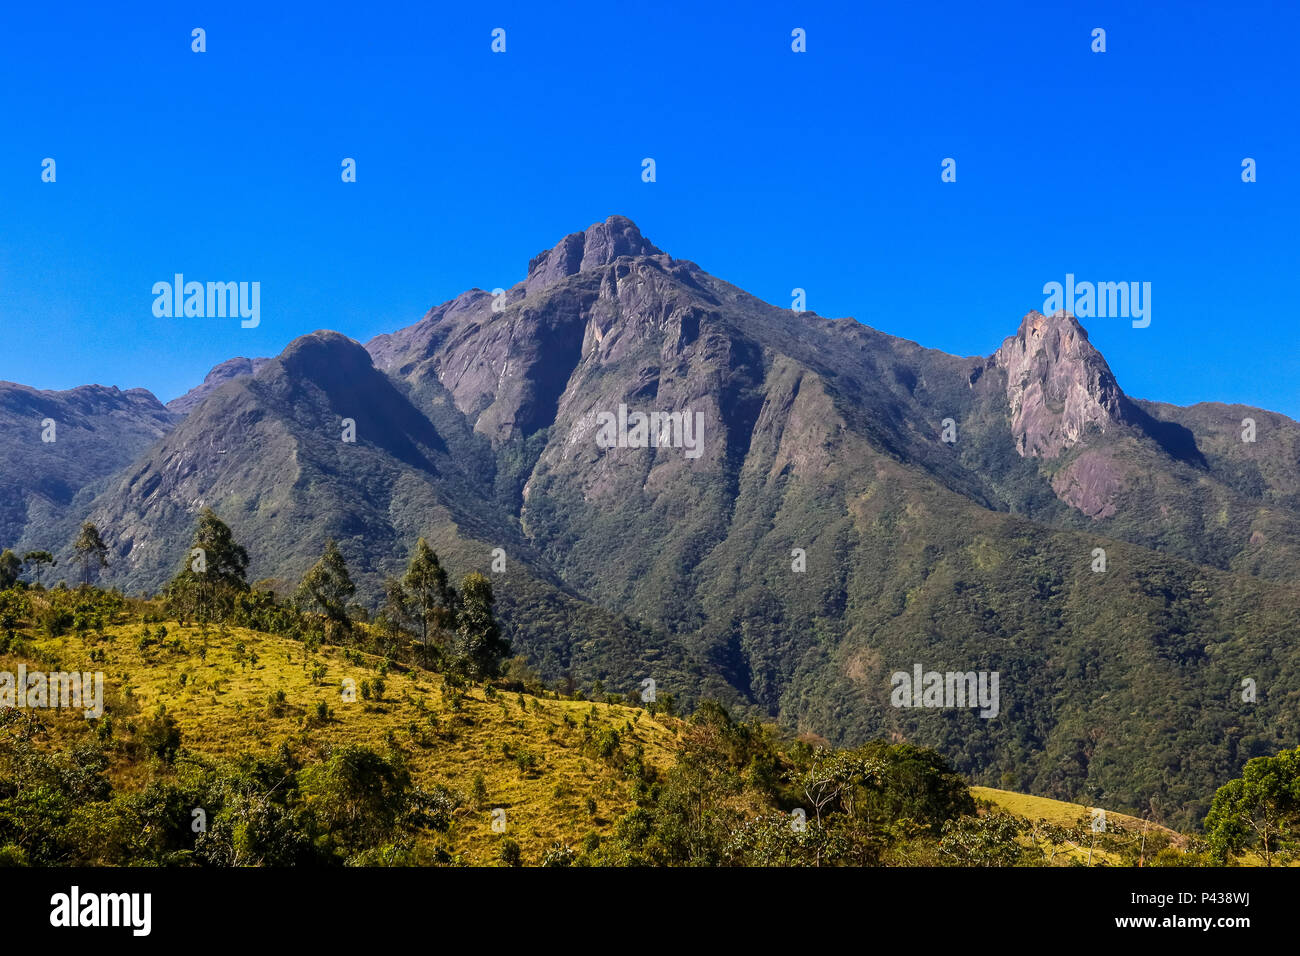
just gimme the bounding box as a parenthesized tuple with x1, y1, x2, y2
(523, 215, 663, 295)
(367, 216, 680, 448)
(993, 310, 1129, 459)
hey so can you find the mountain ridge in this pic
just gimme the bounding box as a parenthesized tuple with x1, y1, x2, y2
(5, 215, 1299, 827)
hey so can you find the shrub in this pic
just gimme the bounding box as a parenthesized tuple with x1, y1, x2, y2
(498, 837, 521, 867)
(514, 749, 539, 776)
(137, 705, 182, 763)
(471, 773, 488, 810)
(595, 728, 621, 760)
(542, 842, 576, 867)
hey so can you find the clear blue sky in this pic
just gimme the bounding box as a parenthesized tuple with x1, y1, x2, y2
(2, 0, 1297, 416)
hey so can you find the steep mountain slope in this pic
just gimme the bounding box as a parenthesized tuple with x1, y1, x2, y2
(356, 217, 1300, 826)
(0, 382, 177, 553)
(69, 329, 713, 705)
(368, 219, 1300, 589)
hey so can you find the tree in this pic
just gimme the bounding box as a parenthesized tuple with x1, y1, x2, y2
(21, 551, 55, 586)
(72, 523, 109, 585)
(138, 704, 183, 763)
(938, 811, 1028, 867)
(164, 509, 249, 623)
(402, 538, 455, 644)
(0, 590, 26, 646)
(373, 575, 410, 640)
(454, 572, 509, 680)
(1205, 748, 1300, 865)
(0, 550, 20, 590)
(296, 540, 356, 627)
(191, 508, 249, 584)
(297, 745, 412, 856)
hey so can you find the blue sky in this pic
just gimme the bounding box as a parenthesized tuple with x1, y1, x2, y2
(2, 0, 1297, 416)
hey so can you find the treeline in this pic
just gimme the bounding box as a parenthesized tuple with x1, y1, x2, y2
(2, 511, 680, 711)
(164, 509, 511, 683)
(0, 521, 109, 589)
(2, 510, 512, 685)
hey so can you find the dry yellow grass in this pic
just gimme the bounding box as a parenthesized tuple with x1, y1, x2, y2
(972, 785, 1193, 865)
(13, 621, 682, 864)
(971, 786, 1164, 832)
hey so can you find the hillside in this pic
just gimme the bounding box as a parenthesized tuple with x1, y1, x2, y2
(12, 587, 1281, 867)
(1, 602, 683, 865)
(971, 786, 1193, 865)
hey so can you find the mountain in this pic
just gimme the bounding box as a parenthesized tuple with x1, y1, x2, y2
(62, 327, 713, 703)
(352, 217, 1300, 826)
(166, 356, 270, 415)
(0, 382, 177, 553)
(986, 311, 1300, 577)
(7, 216, 1300, 828)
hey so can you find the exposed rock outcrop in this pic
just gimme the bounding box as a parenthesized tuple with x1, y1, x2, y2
(524, 215, 663, 296)
(993, 310, 1129, 459)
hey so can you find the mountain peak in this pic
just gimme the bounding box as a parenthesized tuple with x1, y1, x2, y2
(278, 330, 375, 382)
(167, 356, 269, 414)
(1016, 308, 1089, 341)
(525, 215, 663, 294)
(282, 328, 364, 354)
(993, 310, 1128, 458)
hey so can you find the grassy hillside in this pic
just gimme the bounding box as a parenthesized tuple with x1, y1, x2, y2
(973, 786, 1157, 831)
(5, 616, 681, 865)
(2, 584, 1291, 867)
(971, 786, 1197, 865)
